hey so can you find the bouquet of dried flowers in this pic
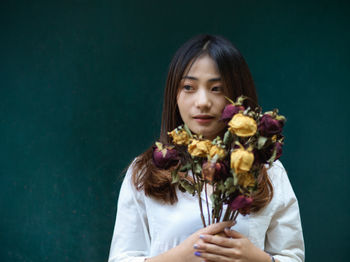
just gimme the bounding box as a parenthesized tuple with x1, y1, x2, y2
(152, 96, 285, 227)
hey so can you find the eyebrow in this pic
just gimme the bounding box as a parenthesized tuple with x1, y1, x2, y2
(182, 76, 222, 82)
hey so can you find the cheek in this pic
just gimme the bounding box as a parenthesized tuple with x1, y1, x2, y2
(176, 97, 183, 115)
(177, 92, 191, 113)
(214, 97, 229, 112)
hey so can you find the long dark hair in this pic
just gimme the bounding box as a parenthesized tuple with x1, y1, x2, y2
(131, 34, 273, 208)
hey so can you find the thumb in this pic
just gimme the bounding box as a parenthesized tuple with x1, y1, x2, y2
(224, 228, 244, 238)
(201, 220, 236, 235)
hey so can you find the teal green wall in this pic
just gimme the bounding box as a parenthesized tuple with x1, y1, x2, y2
(1, 1, 349, 261)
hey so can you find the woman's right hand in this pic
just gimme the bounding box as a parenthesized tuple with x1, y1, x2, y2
(179, 220, 236, 262)
(147, 220, 235, 262)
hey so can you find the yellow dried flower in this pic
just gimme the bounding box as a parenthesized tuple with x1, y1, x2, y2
(237, 173, 256, 188)
(168, 129, 191, 145)
(228, 113, 257, 137)
(188, 139, 212, 157)
(230, 147, 254, 174)
(209, 145, 226, 160)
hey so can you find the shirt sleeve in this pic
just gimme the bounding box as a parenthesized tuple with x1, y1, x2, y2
(265, 161, 305, 262)
(108, 163, 150, 262)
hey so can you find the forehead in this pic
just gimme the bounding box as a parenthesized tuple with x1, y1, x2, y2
(183, 54, 221, 79)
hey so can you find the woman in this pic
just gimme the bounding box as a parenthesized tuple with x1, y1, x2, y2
(108, 34, 305, 262)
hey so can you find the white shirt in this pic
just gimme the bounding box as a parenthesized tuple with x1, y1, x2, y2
(108, 160, 305, 262)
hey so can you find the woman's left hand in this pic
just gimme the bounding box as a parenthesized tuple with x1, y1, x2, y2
(193, 227, 272, 262)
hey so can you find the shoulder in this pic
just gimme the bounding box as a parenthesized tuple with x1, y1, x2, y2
(266, 160, 287, 180)
(123, 156, 144, 182)
(266, 160, 292, 189)
(266, 160, 299, 207)
(119, 158, 145, 199)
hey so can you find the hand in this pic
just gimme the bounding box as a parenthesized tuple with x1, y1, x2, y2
(146, 221, 236, 262)
(175, 221, 236, 262)
(193, 227, 272, 262)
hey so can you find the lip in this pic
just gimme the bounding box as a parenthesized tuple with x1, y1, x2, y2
(193, 114, 215, 124)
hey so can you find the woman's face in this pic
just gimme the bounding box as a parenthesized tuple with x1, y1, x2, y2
(177, 54, 228, 140)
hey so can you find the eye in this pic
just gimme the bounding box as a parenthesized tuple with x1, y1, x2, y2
(211, 86, 222, 92)
(183, 85, 193, 91)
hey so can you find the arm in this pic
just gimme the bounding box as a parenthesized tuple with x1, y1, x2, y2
(108, 165, 150, 262)
(264, 162, 305, 262)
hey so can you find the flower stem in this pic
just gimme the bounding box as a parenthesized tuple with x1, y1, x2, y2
(192, 171, 206, 227)
(204, 182, 211, 225)
(218, 195, 224, 222)
(222, 205, 232, 221)
(233, 210, 239, 221)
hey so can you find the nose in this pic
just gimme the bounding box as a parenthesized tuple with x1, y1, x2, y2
(195, 88, 212, 110)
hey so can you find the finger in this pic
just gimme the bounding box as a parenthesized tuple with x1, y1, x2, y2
(198, 234, 235, 248)
(193, 242, 236, 257)
(201, 221, 236, 235)
(194, 251, 231, 262)
(224, 228, 244, 239)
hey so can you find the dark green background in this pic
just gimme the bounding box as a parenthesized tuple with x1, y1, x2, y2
(1, 0, 349, 261)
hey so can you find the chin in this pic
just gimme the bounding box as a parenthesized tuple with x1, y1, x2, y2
(201, 129, 226, 140)
(189, 123, 225, 139)
(198, 130, 216, 140)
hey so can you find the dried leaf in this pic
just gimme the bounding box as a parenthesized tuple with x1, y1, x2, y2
(180, 180, 195, 195)
(179, 162, 192, 172)
(184, 124, 193, 137)
(171, 169, 179, 184)
(223, 130, 233, 145)
(194, 162, 202, 175)
(224, 177, 234, 189)
(257, 136, 268, 150)
(267, 146, 277, 165)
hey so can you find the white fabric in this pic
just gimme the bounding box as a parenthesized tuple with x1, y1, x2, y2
(108, 160, 305, 262)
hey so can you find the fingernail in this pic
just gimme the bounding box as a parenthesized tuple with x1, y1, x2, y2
(194, 251, 201, 257)
(224, 227, 231, 231)
(193, 244, 199, 249)
(199, 234, 206, 239)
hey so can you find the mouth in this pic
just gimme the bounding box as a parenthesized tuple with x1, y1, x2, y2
(193, 115, 215, 124)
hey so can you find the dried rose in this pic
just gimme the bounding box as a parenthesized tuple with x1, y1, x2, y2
(258, 114, 284, 137)
(221, 104, 245, 123)
(168, 129, 191, 145)
(215, 161, 229, 176)
(228, 113, 257, 137)
(152, 142, 178, 169)
(253, 148, 270, 165)
(215, 162, 231, 182)
(230, 147, 254, 174)
(202, 161, 229, 182)
(237, 173, 255, 188)
(229, 195, 253, 211)
(209, 145, 226, 160)
(254, 141, 283, 165)
(202, 161, 216, 182)
(188, 139, 212, 158)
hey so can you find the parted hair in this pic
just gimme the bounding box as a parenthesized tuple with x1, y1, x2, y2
(129, 34, 273, 212)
